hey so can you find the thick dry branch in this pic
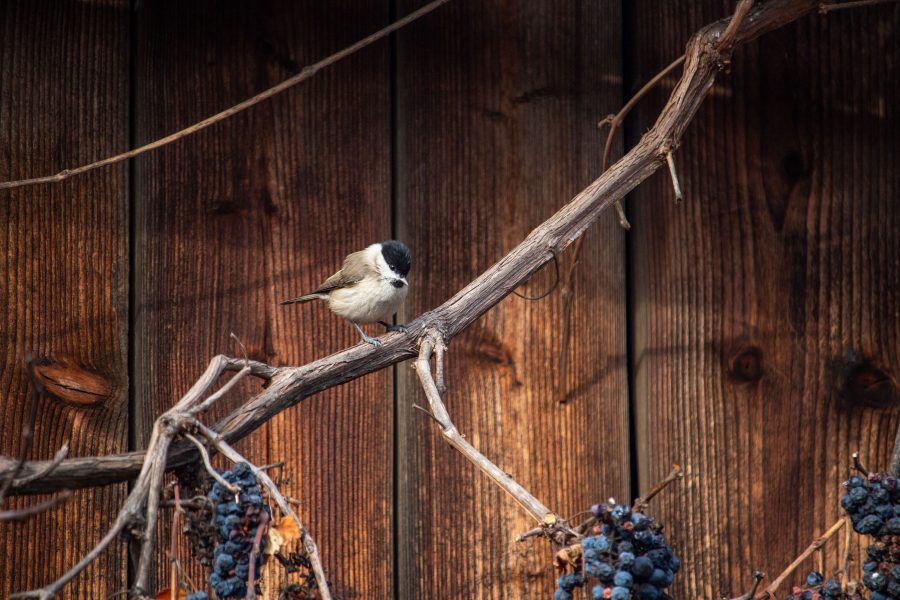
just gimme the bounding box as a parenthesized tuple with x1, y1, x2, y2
(0, 0, 450, 191)
(5, 0, 823, 496)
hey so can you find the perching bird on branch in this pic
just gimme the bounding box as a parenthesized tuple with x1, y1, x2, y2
(280, 240, 412, 346)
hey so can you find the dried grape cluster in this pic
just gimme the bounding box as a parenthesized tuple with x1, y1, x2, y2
(555, 503, 680, 600)
(176, 465, 218, 568)
(842, 474, 900, 537)
(842, 473, 900, 599)
(208, 462, 271, 599)
(274, 550, 319, 599)
(862, 541, 900, 600)
(785, 571, 864, 600)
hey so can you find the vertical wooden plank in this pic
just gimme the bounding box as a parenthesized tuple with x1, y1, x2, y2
(396, 1, 626, 597)
(0, 1, 130, 597)
(133, 1, 391, 596)
(630, 3, 900, 597)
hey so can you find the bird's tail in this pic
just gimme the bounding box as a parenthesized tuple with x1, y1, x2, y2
(279, 293, 325, 305)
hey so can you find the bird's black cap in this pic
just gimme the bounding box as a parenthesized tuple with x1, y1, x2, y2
(380, 240, 412, 277)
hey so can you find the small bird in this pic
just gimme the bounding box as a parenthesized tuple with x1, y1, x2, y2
(280, 240, 412, 346)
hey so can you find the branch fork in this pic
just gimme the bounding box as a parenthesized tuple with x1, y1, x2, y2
(11, 353, 330, 600)
(413, 330, 574, 545)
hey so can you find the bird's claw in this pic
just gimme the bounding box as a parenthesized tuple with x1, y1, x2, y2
(360, 334, 384, 347)
(380, 321, 409, 333)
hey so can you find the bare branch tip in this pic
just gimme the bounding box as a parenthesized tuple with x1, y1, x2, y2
(852, 450, 869, 476)
(665, 151, 684, 203)
(230, 332, 249, 365)
(614, 201, 632, 230)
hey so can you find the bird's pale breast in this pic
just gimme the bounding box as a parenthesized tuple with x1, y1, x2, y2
(326, 276, 407, 323)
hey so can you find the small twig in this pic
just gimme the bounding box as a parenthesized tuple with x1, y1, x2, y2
(0, 491, 72, 522)
(515, 527, 546, 543)
(756, 518, 845, 599)
(729, 571, 765, 600)
(191, 421, 332, 600)
(183, 433, 240, 494)
(852, 451, 869, 476)
(258, 460, 286, 471)
(230, 332, 249, 366)
(196, 365, 252, 413)
(11, 506, 129, 598)
(601, 55, 687, 176)
(819, 0, 900, 12)
(411, 403, 445, 428)
(840, 515, 853, 587)
(632, 464, 684, 512)
(602, 55, 687, 230)
(665, 150, 684, 203)
(555, 53, 686, 402)
(170, 485, 183, 600)
(0, 0, 451, 191)
(890, 418, 900, 477)
(160, 496, 211, 509)
(13, 443, 69, 487)
(246, 510, 270, 600)
(512, 252, 560, 301)
(718, 0, 755, 51)
(0, 357, 44, 505)
(434, 341, 447, 395)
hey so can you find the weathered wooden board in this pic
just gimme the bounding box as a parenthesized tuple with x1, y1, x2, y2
(133, 1, 392, 596)
(629, 3, 900, 597)
(0, 0, 130, 597)
(395, 1, 627, 597)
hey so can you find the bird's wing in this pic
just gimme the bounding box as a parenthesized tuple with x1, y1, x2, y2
(313, 250, 370, 294)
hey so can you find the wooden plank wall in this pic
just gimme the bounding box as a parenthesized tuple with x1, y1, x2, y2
(629, 2, 900, 598)
(1, 1, 899, 599)
(132, 1, 393, 597)
(394, 0, 626, 598)
(0, 1, 130, 598)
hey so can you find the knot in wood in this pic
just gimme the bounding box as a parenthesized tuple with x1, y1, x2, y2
(833, 351, 899, 409)
(729, 346, 764, 382)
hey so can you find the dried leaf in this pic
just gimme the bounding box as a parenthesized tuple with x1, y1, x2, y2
(277, 515, 302, 542)
(266, 515, 301, 555)
(155, 587, 187, 600)
(32, 357, 112, 406)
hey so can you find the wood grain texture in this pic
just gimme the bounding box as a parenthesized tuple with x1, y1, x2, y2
(133, 1, 392, 596)
(629, 2, 900, 597)
(0, 0, 130, 597)
(395, 0, 627, 597)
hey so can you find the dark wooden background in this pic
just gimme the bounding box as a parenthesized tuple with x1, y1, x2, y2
(0, 0, 897, 598)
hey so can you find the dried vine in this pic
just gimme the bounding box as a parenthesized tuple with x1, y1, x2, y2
(4, 0, 825, 498)
(5, 0, 890, 598)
